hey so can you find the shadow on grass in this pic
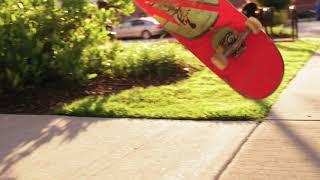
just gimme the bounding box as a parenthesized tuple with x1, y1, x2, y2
(0, 66, 194, 115)
(58, 96, 119, 118)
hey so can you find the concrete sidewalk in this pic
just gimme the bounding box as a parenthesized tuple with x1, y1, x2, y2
(0, 115, 257, 180)
(220, 49, 320, 179)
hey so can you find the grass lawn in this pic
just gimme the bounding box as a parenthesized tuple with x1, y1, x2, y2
(57, 40, 320, 120)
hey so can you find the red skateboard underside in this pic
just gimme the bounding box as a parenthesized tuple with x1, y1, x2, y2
(135, 0, 284, 99)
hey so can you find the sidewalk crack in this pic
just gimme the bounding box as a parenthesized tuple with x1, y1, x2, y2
(214, 122, 261, 180)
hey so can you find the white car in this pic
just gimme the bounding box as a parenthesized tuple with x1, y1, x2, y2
(114, 17, 165, 39)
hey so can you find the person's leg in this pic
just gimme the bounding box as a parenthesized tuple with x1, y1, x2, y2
(317, 4, 320, 20)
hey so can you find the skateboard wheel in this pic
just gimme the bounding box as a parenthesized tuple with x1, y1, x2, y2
(211, 54, 228, 70)
(212, 27, 235, 49)
(245, 17, 263, 34)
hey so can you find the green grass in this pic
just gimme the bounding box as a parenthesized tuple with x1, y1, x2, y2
(57, 40, 320, 120)
(269, 25, 293, 37)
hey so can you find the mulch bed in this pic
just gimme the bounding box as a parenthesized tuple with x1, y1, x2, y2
(0, 68, 193, 115)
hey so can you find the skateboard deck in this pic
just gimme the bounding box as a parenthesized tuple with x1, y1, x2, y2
(134, 0, 284, 99)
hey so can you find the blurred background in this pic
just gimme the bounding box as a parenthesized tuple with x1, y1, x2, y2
(99, 0, 319, 40)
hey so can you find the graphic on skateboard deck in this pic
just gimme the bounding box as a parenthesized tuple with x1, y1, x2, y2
(134, 0, 284, 99)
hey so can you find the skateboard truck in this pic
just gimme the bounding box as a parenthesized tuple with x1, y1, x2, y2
(211, 17, 263, 70)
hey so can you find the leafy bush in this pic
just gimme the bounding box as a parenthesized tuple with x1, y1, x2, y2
(81, 42, 123, 75)
(83, 42, 191, 80)
(0, 0, 191, 94)
(113, 43, 184, 80)
(257, 0, 292, 10)
(0, 0, 131, 93)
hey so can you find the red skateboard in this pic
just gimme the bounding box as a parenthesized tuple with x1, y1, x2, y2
(134, 0, 284, 99)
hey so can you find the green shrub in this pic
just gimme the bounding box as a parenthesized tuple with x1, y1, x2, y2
(82, 42, 192, 80)
(257, 0, 292, 10)
(109, 42, 187, 80)
(82, 42, 123, 75)
(0, 0, 110, 93)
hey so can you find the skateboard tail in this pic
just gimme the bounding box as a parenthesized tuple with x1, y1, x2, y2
(225, 36, 285, 99)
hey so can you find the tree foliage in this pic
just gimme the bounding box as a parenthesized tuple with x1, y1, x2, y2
(97, 0, 134, 18)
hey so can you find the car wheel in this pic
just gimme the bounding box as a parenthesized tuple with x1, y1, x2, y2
(141, 30, 152, 39)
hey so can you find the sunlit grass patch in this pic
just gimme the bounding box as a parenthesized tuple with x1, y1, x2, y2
(57, 40, 320, 120)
